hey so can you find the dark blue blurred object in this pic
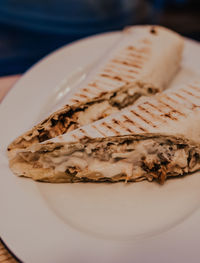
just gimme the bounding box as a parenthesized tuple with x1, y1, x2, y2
(0, 24, 77, 76)
(0, 0, 153, 76)
(0, 0, 199, 77)
(0, 0, 150, 35)
(153, 0, 187, 9)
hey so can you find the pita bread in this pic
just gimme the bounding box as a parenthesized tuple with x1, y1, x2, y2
(8, 80, 200, 183)
(48, 80, 200, 143)
(8, 25, 183, 155)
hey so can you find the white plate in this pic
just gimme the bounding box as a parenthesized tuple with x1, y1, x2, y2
(1, 32, 200, 263)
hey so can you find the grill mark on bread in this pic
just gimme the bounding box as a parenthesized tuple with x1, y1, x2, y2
(157, 98, 185, 117)
(124, 50, 149, 59)
(87, 82, 102, 89)
(91, 125, 107, 137)
(100, 122, 116, 136)
(121, 115, 141, 132)
(172, 92, 197, 107)
(115, 54, 144, 67)
(144, 101, 171, 115)
(99, 74, 128, 85)
(100, 73, 123, 81)
(111, 118, 137, 133)
(95, 78, 123, 88)
(102, 122, 120, 135)
(189, 85, 200, 94)
(79, 128, 90, 137)
(160, 94, 185, 114)
(111, 59, 140, 74)
(120, 125, 134, 133)
(74, 93, 89, 99)
(155, 101, 178, 121)
(138, 47, 151, 54)
(84, 89, 101, 97)
(103, 67, 136, 81)
(119, 48, 147, 58)
(143, 101, 164, 115)
(137, 105, 163, 123)
(88, 81, 114, 91)
(120, 50, 147, 62)
(112, 58, 142, 70)
(130, 110, 156, 128)
(119, 55, 145, 68)
(97, 74, 125, 85)
(101, 69, 136, 82)
(122, 112, 148, 132)
(116, 117, 136, 133)
(81, 87, 100, 96)
(126, 45, 138, 51)
(105, 63, 140, 75)
(181, 88, 200, 100)
(70, 99, 81, 104)
(82, 88, 89, 92)
(126, 45, 150, 55)
(144, 101, 178, 120)
(161, 98, 186, 117)
(86, 84, 107, 95)
(126, 44, 149, 56)
(87, 82, 108, 91)
(108, 62, 140, 75)
(85, 87, 106, 98)
(135, 107, 158, 128)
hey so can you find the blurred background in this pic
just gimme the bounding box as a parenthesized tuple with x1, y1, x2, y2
(0, 0, 199, 76)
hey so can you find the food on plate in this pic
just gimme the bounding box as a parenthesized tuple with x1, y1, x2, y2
(68, 25, 183, 105)
(8, 83, 156, 156)
(9, 134, 200, 184)
(8, 81, 200, 184)
(8, 25, 183, 155)
(49, 80, 200, 143)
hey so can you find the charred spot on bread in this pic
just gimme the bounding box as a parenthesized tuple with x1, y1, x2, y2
(150, 27, 157, 35)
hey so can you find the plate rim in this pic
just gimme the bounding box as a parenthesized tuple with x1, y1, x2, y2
(1, 32, 200, 263)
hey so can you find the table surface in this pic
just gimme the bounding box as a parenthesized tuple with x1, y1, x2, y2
(0, 74, 21, 263)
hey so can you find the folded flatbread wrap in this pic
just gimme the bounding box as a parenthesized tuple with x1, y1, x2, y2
(49, 80, 200, 143)
(9, 81, 200, 183)
(9, 134, 200, 184)
(8, 25, 183, 155)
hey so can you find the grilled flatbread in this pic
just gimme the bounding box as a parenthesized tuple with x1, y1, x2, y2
(9, 134, 200, 184)
(9, 81, 200, 184)
(10, 82, 200, 183)
(8, 25, 183, 155)
(54, 80, 200, 143)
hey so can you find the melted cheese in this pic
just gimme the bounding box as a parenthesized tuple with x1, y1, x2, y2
(36, 138, 190, 180)
(170, 149, 187, 168)
(87, 159, 133, 178)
